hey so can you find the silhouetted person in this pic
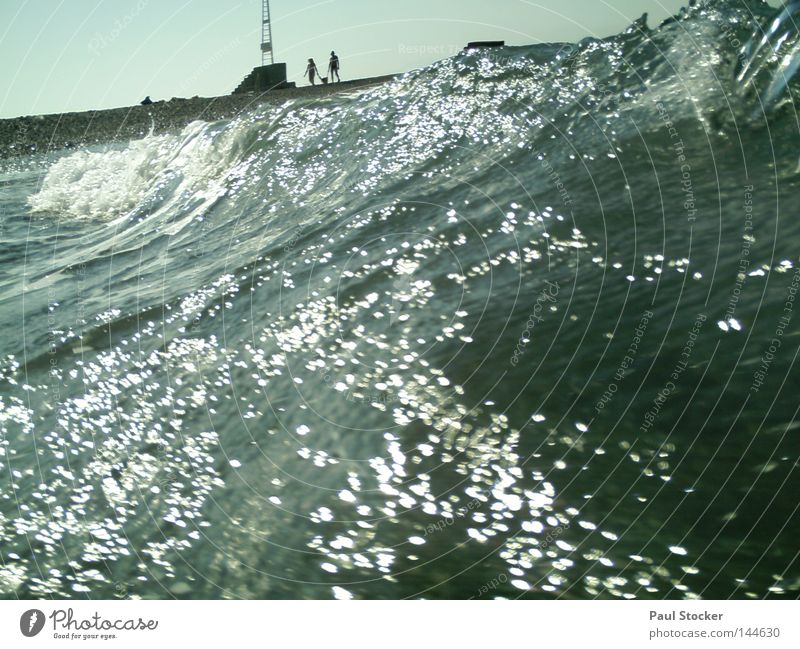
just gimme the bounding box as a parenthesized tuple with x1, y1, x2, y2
(304, 58, 320, 85)
(141, 96, 153, 105)
(328, 51, 341, 82)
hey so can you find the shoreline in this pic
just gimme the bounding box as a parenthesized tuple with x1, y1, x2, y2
(0, 74, 396, 159)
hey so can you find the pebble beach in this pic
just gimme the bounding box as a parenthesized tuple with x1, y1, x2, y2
(0, 75, 395, 159)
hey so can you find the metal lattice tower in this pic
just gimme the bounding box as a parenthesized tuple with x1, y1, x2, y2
(260, 0, 274, 66)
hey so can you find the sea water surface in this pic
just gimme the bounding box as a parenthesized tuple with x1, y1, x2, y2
(1, 0, 799, 599)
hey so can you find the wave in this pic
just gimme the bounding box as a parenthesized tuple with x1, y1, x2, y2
(735, 0, 800, 116)
(3, 0, 800, 599)
(25, 1, 794, 230)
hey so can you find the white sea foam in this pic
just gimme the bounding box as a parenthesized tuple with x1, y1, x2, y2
(28, 133, 174, 221)
(27, 120, 239, 222)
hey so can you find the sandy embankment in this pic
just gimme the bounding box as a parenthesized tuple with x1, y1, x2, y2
(0, 75, 396, 159)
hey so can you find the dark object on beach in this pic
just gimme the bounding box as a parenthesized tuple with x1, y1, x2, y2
(321, 77, 329, 85)
(329, 51, 341, 82)
(464, 41, 505, 50)
(140, 96, 153, 105)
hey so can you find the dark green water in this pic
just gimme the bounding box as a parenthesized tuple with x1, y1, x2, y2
(0, 0, 799, 599)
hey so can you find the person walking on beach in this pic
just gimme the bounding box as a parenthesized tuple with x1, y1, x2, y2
(328, 51, 341, 82)
(304, 58, 320, 85)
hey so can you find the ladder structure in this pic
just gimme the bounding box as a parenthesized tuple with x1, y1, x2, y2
(261, 0, 274, 66)
(234, 0, 291, 93)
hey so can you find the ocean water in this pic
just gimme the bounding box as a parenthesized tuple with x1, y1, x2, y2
(1, 0, 799, 600)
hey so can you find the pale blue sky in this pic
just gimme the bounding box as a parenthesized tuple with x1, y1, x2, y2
(0, 0, 779, 118)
